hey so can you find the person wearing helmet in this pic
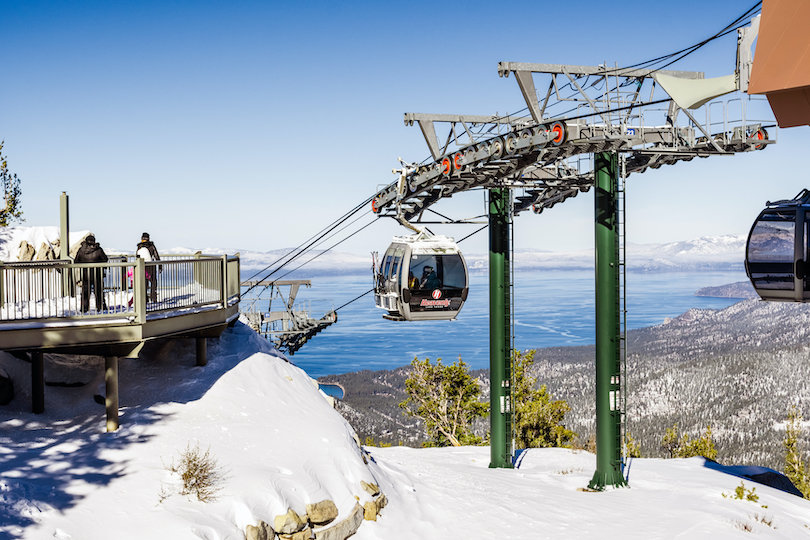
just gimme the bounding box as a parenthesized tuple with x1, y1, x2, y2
(420, 265, 442, 290)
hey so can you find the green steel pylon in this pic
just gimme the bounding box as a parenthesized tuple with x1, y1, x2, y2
(489, 187, 513, 468)
(588, 152, 627, 490)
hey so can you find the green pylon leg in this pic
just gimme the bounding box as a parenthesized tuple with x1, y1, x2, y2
(588, 152, 627, 490)
(489, 188, 513, 469)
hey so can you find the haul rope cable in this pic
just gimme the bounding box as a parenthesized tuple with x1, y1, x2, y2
(256, 210, 375, 293)
(271, 217, 378, 284)
(241, 195, 373, 297)
(243, 196, 371, 287)
(242, 195, 372, 281)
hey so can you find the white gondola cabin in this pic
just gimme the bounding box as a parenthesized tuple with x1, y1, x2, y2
(374, 230, 469, 321)
(746, 189, 810, 302)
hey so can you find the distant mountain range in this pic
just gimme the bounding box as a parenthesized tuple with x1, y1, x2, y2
(191, 234, 750, 276)
(0, 227, 749, 275)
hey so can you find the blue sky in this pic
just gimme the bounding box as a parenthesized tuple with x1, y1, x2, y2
(3, 1, 806, 256)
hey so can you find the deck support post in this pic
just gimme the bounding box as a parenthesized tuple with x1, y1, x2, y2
(134, 258, 146, 324)
(196, 338, 207, 367)
(488, 187, 513, 469)
(589, 152, 627, 490)
(32, 351, 44, 414)
(105, 356, 119, 432)
(59, 192, 73, 296)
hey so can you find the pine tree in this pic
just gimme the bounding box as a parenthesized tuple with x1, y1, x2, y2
(680, 425, 718, 461)
(661, 424, 682, 458)
(661, 424, 717, 460)
(624, 432, 642, 458)
(512, 349, 576, 449)
(399, 356, 488, 447)
(783, 406, 810, 498)
(0, 142, 23, 227)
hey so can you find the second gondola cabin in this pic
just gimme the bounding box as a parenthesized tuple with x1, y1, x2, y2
(374, 230, 469, 321)
(746, 189, 810, 302)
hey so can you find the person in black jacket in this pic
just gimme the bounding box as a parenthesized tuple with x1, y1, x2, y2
(74, 234, 108, 313)
(136, 232, 161, 302)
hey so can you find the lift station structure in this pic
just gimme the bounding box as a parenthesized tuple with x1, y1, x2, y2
(371, 16, 774, 490)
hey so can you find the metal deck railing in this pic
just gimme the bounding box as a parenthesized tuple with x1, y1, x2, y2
(0, 254, 240, 325)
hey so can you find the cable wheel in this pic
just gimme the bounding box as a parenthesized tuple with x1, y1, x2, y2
(505, 133, 520, 155)
(464, 147, 476, 168)
(489, 137, 505, 159)
(533, 125, 548, 149)
(550, 121, 568, 146)
(409, 168, 422, 193)
(453, 151, 465, 172)
(441, 156, 453, 176)
(750, 128, 768, 150)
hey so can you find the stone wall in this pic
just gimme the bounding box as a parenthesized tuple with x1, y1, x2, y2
(245, 482, 387, 540)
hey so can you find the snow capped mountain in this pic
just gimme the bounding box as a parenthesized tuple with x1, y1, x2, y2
(1, 226, 748, 274)
(154, 246, 371, 277)
(465, 234, 747, 272)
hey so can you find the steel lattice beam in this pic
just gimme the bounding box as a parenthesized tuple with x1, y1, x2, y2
(372, 61, 774, 222)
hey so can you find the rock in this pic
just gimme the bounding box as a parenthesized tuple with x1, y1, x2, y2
(279, 526, 311, 540)
(69, 234, 92, 259)
(274, 508, 307, 535)
(375, 493, 387, 513)
(360, 481, 379, 497)
(306, 499, 338, 526)
(0, 368, 13, 406)
(246, 520, 275, 540)
(363, 501, 377, 521)
(315, 503, 363, 540)
(17, 241, 34, 261)
(35, 242, 56, 261)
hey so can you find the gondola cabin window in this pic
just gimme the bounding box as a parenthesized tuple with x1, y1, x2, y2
(390, 248, 404, 285)
(748, 210, 795, 290)
(382, 248, 395, 280)
(408, 254, 466, 290)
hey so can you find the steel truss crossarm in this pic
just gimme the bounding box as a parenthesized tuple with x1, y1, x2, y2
(372, 56, 774, 224)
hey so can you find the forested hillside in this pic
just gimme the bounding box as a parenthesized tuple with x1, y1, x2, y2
(321, 299, 810, 470)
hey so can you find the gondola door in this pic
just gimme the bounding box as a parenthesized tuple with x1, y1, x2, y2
(801, 209, 809, 300)
(746, 207, 807, 301)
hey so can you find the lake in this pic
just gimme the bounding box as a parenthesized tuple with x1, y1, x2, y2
(276, 270, 748, 378)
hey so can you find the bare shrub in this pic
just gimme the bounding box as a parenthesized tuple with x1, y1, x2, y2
(733, 520, 753, 532)
(753, 512, 775, 528)
(164, 442, 228, 502)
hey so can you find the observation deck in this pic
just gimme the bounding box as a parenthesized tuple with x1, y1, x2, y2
(0, 253, 241, 429)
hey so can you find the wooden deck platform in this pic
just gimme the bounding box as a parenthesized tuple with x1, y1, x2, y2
(0, 254, 241, 430)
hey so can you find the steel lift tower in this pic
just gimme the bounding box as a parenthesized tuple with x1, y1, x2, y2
(372, 17, 771, 489)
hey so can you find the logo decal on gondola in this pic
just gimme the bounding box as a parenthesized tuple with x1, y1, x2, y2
(421, 289, 450, 308)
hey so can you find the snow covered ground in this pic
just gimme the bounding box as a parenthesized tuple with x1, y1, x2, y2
(2, 321, 810, 539)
